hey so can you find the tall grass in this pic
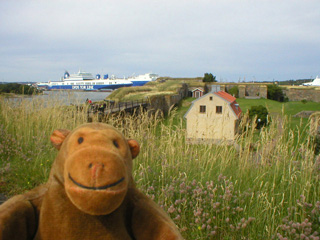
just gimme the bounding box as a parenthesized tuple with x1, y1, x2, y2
(0, 95, 320, 239)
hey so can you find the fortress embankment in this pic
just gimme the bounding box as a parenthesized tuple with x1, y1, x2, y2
(282, 88, 320, 102)
(146, 81, 320, 116)
(213, 83, 320, 102)
(218, 83, 268, 98)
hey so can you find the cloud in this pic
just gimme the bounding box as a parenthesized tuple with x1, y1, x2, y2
(1, 0, 320, 82)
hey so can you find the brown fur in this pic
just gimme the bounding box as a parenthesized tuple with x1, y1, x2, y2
(0, 123, 183, 240)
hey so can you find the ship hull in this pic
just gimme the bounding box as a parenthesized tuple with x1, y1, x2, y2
(130, 81, 150, 86)
(47, 83, 132, 91)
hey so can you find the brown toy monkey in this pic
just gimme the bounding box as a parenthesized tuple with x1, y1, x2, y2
(0, 123, 183, 240)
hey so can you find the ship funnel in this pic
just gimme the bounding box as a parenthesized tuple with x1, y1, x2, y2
(64, 71, 70, 79)
(103, 74, 108, 79)
(96, 74, 101, 79)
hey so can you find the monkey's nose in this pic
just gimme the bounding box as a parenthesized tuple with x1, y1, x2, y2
(89, 163, 105, 183)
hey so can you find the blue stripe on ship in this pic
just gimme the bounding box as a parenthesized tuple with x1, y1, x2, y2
(131, 81, 149, 86)
(47, 83, 132, 90)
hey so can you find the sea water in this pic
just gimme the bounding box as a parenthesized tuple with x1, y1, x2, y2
(3, 90, 111, 108)
(40, 91, 111, 105)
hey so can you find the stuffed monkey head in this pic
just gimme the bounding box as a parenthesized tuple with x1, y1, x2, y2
(50, 123, 140, 215)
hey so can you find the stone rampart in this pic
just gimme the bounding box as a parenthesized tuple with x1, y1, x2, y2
(151, 83, 320, 117)
(283, 88, 320, 102)
(221, 84, 319, 102)
(149, 83, 189, 115)
(213, 83, 268, 98)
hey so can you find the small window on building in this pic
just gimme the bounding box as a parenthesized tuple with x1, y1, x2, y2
(216, 106, 222, 114)
(210, 96, 213, 101)
(200, 105, 206, 113)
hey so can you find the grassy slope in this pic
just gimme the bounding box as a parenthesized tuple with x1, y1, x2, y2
(107, 79, 200, 102)
(236, 98, 320, 130)
(151, 98, 320, 239)
(1, 96, 320, 239)
(236, 98, 320, 115)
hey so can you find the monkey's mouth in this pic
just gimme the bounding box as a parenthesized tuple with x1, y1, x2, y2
(68, 173, 125, 190)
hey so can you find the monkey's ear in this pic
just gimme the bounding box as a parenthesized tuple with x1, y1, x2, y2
(50, 129, 71, 150)
(127, 139, 140, 159)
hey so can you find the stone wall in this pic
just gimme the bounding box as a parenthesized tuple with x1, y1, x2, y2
(259, 85, 268, 98)
(222, 84, 319, 102)
(238, 85, 245, 98)
(283, 88, 320, 102)
(216, 84, 268, 98)
(151, 84, 320, 116)
(149, 83, 189, 115)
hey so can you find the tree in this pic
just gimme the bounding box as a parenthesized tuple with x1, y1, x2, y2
(202, 73, 217, 83)
(249, 105, 269, 129)
(267, 84, 287, 102)
(0, 83, 39, 95)
(228, 86, 239, 98)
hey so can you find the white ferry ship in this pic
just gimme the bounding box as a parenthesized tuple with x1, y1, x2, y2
(127, 73, 159, 86)
(37, 71, 133, 91)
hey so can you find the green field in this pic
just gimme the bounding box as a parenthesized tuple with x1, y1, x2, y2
(236, 98, 320, 116)
(0, 95, 320, 239)
(236, 98, 320, 133)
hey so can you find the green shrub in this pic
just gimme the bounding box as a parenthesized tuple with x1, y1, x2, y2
(249, 105, 269, 129)
(267, 84, 287, 102)
(0, 83, 39, 95)
(228, 86, 239, 98)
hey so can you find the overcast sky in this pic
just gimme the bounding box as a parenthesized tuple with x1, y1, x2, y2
(1, 0, 320, 83)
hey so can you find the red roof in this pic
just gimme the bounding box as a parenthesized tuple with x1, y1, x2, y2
(214, 91, 242, 118)
(230, 102, 242, 118)
(191, 87, 204, 92)
(214, 91, 236, 103)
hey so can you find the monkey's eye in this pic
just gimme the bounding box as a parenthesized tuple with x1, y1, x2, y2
(78, 137, 84, 144)
(113, 140, 119, 148)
